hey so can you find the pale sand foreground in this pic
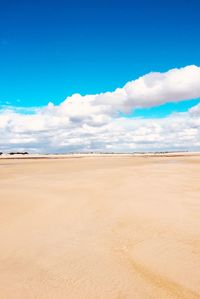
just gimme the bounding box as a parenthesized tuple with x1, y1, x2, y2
(0, 155, 199, 299)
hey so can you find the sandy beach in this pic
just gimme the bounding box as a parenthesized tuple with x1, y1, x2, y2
(0, 154, 199, 299)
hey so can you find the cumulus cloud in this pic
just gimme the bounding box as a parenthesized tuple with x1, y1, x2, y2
(0, 65, 200, 152)
(122, 65, 200, 109)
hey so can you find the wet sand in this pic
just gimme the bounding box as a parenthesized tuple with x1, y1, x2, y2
(0, 155, 199, 298)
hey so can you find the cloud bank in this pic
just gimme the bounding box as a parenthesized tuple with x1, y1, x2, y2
(0, 65, 200, 152)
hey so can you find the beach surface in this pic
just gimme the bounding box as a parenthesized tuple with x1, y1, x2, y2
(0, 154, 200, 299)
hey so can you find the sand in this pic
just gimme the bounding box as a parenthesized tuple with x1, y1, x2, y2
(0, 154, 199, 299)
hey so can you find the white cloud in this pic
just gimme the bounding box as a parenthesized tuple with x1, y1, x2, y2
(123, 65, 200, 109)
(0, 65, 200, 152)
(62, 64, 200, 114)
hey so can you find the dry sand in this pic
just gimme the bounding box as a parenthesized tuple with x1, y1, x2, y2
(0, 154, 199, 299)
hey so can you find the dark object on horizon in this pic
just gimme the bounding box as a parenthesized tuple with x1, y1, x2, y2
(0, 152, 3, 155)
(9, 152, 29, 155)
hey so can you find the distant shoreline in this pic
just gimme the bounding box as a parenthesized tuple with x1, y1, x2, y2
(0, 152, 200, 160)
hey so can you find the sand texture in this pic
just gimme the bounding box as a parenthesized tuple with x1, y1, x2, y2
(0, 155, 200, 298)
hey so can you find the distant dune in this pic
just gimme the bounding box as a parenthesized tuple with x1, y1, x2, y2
(0, 155, 199, 298)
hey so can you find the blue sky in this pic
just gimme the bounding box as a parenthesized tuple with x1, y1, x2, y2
(0, 0, 200, 112)
(0, 0, 200, 153)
